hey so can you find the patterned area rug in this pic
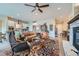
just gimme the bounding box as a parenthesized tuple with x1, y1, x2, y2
(0, 39, 59, 56)
(29, 39, 59, 56)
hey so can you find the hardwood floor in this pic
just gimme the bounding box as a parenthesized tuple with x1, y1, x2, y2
(58, 36, 65, 56)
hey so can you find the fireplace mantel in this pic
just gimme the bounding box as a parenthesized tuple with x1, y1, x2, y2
(68, 14, 79, 24)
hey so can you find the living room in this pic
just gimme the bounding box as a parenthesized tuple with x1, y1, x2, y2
(0, 3, 78, 56)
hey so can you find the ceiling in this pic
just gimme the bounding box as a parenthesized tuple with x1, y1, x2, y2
(74, 4, 79, 16)
(0, 3, 73, 22)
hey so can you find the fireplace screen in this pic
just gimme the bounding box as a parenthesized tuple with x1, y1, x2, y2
(73, 27, 79, 50)
(76, 32, 79, 45)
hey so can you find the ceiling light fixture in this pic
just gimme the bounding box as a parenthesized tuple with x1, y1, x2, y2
(57, 7, 61, 10)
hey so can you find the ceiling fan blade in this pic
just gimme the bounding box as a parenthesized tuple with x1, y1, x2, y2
(24, 4, 35, 7)
(39, 4, 49, 8)
(38, 8, 43, 13)
(32, 8, 36, 12)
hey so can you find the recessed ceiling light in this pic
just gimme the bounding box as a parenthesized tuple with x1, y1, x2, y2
(57, 7, 61, 10)
(35, 13, 38, 15)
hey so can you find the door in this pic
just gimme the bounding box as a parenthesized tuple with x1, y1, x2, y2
(73, 27, 79, 50)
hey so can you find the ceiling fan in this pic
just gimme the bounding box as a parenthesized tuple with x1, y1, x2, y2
(24, 3, 49, 13)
